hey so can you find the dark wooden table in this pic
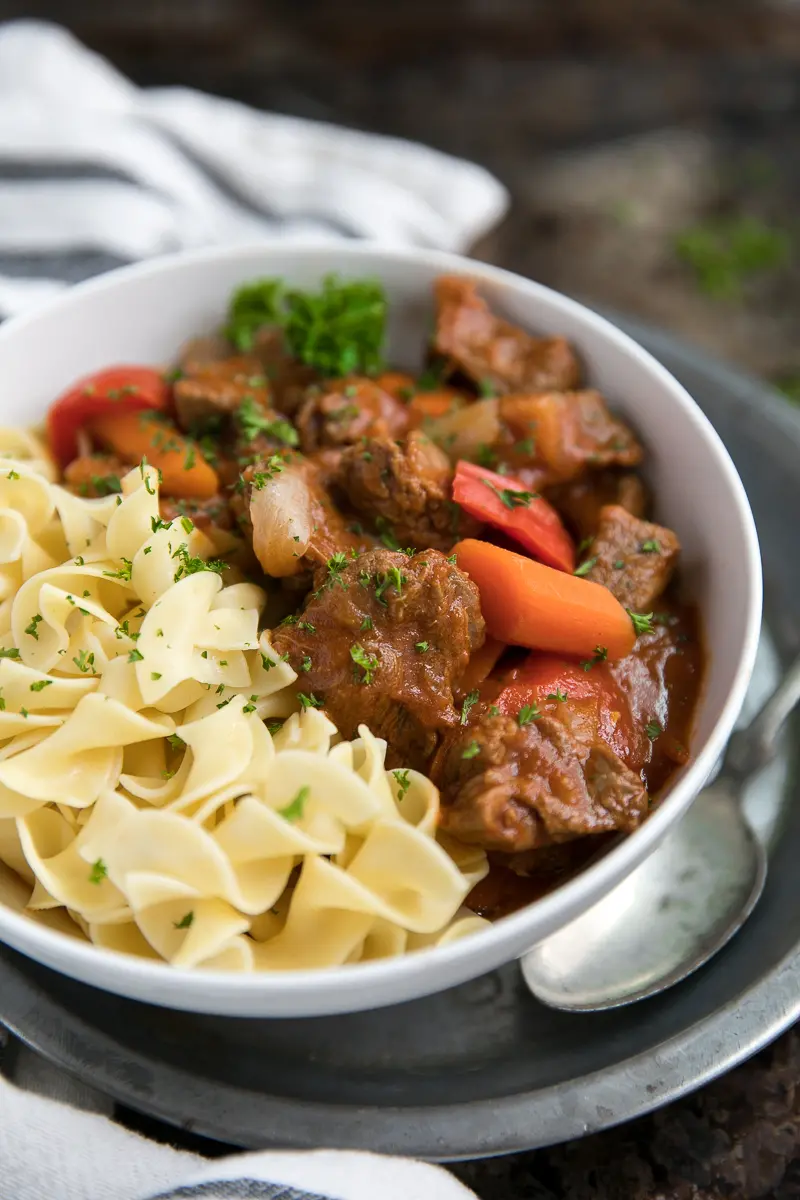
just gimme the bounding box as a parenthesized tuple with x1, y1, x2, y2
(3, 2, 800, 1194)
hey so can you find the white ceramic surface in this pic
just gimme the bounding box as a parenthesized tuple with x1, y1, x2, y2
(0, 244, 762, 1017)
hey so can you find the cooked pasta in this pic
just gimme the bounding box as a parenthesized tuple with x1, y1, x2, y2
(0, 434, 489, 970)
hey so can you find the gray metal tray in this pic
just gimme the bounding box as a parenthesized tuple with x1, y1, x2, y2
(0, 316, 798, 1161)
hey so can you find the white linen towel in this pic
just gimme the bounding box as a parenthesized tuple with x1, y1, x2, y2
(0, 17, 506, 1199)
(0, 20, 507, 319)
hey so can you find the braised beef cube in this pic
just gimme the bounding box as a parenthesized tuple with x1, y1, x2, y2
(271, 548, 485, 770)
(63, 454, 127, 497)
(432, 711, 648, 854)
(335, 432, 481, 553)
(545, 470, 649, 542)
(174, 347, 269, 430)
(585, 504, 680, 610)
(296, 377, 409, 454)
(252, 326, 319, 415)
(433, 275, 580, 394)
(159, 493, 234, 534)
(499, 391, 642, 486)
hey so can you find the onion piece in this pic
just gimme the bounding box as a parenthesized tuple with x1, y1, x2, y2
(249, 466, 313, 577)
(425, 397, 500, 461)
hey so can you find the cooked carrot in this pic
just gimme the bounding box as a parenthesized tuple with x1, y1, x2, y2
(407, 390, 462, 427)
(375, 371, 416, 399)
(453, 538, 636, 661)
(88, 411, 219, 499)
(457, 636, 506, 698)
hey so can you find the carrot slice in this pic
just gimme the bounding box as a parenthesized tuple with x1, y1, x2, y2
(454, 538, 636, 661)
(88, 411, 219, 499)
(47, 366, 169, 469)
(453, 460, 575, 572)
(406, 390, 462, 427)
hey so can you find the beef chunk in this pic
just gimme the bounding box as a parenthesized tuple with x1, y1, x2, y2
(159, 493, 234, 534)
(499, 391, 642, 486)
(251, 326, 318, 415)
(335, 432, 482, 552)
(585, 504, 680, 610)
(433, 275, 580, 394)
(63, 454, 127, 497)
(174, 340, 269, 430)
(295, 377, 409, 454)
(272, 548, 485, 769)
(433, 712, 648, 854)
(545, 470, 649, 542)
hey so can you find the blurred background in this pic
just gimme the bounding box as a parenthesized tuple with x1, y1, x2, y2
(1, 0, 799, 391)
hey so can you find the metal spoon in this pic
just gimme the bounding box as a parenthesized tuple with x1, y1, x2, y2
(521, 653, 800, 1012)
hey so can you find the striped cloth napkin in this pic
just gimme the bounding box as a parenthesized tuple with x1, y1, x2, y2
(0, 20, 507, 320)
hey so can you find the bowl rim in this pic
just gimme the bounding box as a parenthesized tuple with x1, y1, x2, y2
(0, 240, 762, 1007)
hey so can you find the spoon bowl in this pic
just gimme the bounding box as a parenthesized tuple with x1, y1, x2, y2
(521, 780, 767, 1011)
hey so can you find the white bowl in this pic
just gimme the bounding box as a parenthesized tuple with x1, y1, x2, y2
(0, 243, 761, 1016)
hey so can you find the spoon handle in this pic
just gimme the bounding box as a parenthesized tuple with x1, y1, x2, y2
(725, 652, 800, 777)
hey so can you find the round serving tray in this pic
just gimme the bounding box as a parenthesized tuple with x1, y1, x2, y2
(0, 316, 798, 1161)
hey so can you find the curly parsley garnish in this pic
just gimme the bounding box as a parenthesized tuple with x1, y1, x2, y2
(628, 610, 654, 636)
(350, 643, 378, 685)
(517, 703, 542, 726)
(460, 689, 479, 725)
(483, 480, 539, 510)
(278, 785, 311, 823)
(392, 769, 411, 799)
(88, 858, 107, 885)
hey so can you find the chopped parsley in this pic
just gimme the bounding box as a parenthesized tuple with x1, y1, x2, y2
(127, 648, 144, 663)
(488, 704, 500, 717)
(478, 378, 497, 397)
(297, 692, 323, 710)
(517, 703, 541, 726)
(646, 720, 663, 741)
(249, 455, 286, 489)
(392, 768, 411, 799)
(350, 643, 378, 685)
(300, 656, 312, 673)
(460, 689, 479, 725)
(483, 480, 539, 510)
(103, 558, 133, 582)
(90, 473, 122, 496)
(462, 740, 481, 759)
(640, 540, 661, 554)
(359, 616, 373, 632)
(574, 557, 598, 577)
(628, 610, 654, 636)
(172, 544, 228, 583)
(29, 680, 52, 693)
(581, 646, 608, 672)
(298, 621, 316, 633)
(0, 648, 20, 660)
(88, 858, 107, 885)
(73, 650, 95, 674)
(414, 641, 429, 653)
(278, 785, 310, 823)
(375, 517, 401, 551)
(24, 614, 43, 640)
(514, 437, 535, 456)
(547, 688, 568, 702)
(374, 568, 406, 605)
(475, 444, 498, 469)
(236, 395, 299, 447)
(6, 469, 19, 481)
(173, 910, 194, 929)
(167, 734, 185, 750)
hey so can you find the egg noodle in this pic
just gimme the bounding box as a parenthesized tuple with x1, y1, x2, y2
(0, 430, 488, 970)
